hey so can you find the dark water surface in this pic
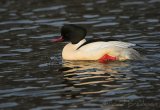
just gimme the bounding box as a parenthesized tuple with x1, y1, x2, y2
(0, 0, 160, 110)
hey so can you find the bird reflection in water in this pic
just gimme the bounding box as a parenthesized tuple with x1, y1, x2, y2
(60, 61, 129, 95)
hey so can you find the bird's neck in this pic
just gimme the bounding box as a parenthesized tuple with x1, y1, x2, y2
(74, 39, 86, 49)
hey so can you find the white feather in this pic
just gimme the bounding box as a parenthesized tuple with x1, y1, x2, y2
(78, 41, 136, 51)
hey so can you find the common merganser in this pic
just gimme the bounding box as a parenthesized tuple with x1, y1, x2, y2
(51, 24, 141, 63)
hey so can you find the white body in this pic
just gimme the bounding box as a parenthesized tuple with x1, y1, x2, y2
(62, 39, 140, 61)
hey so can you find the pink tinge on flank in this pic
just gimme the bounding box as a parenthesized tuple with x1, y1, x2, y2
(98, 54, 117, 63)
(51, 36, 64, 42)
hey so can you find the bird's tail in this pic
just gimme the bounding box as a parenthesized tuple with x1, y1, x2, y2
(119, 48, 141, 61)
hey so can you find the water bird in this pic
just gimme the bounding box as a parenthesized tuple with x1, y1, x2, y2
(51, 24, 141, 63)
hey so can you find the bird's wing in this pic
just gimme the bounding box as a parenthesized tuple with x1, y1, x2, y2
(79, 41, 136, 51)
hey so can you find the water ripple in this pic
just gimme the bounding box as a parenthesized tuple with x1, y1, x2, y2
(0, 20, 34, 25)
(10, 48, 32, 53)
(0, 102, 18, 109)
(33, 5, 66, 12)
(93, 22, 119, 27)
(120, 1, 145, 6)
